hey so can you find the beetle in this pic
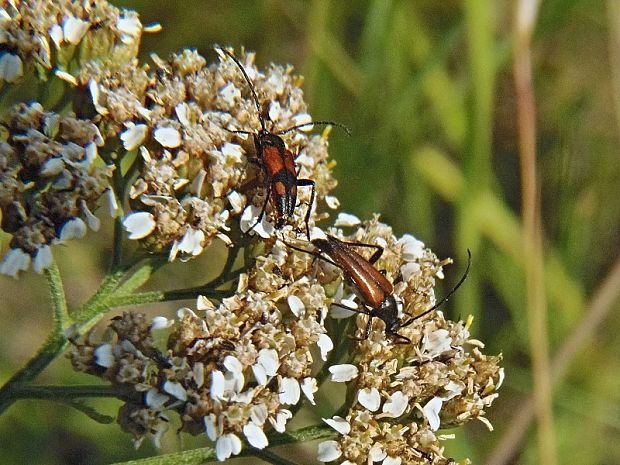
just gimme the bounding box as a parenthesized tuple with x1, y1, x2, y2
(288, 235, 471, 343)
(217, 47, 348, 240)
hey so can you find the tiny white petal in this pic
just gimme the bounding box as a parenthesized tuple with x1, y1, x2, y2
(63, 16, 89, 44)
(317, 440, 342, 462)
(94, 344, 114, 367)
(257, 348, 279, 376)
(292, 112, 313, 130)
(163, 380, 187, 401)
(398, 234, 425, 261)
(32, 246, 53, 274)
(279, 377, 301, 405)
(382, 391, 409, 418)
(251, 364, 267, 386)
(243, 423, 268, 449)
(105, 188, 120, 218)
(369, 444, 387, 462)
(219, 82, 240, 106)
(145, 388, 169, 409)
(300, 377, 317, 405)
(240, 204, 274, 238)
(153, 126, 181, 148)
(329, 364, 358, 382)
(210, 370, 225, 400)
(49, 24, 64, 47)
(334, 212, 361, 227)
(317, 333, 333, 361)
(193, 362, 205, 388)
(41, 157, 65, 176)
(117, 16, 142, 36)
(269, 409, 292, 433)
(151, 316, 174, 330)
(221, 142, 243, 163)
(322, 416, 350, 435)
(123, 212, 156, 239)
(309, 226, 328, 241)
(421, 328, 452, 359)
(223, 355, 243, 374)
(400, 262, 421, 282)
(59, 217, 87, 240)
(215, 433, 242, 461)
(175, 102, 190, 127)
(120, 123, 148, 151)
(384, 457, 402, 465)
(496, 367, 505, 389)
(227, 190, 244, 214)
(287, 295, 305, 318)
(422, 396, 443, 431)
(204, 413, 218, 441)
(330, 300, 357, 319)
(357, 387, 381, 412)
(196, 295, 215, 310)
(177, 228, 205, 256)
(0, 248, 31, 277)
(54, 69, 77, 86)
(251, 404, 268, 426)
(81, 201, 100, 231)
(0, 53, 22, 82)
(442, 380, 465, 400)
(324, 195, 340, 209)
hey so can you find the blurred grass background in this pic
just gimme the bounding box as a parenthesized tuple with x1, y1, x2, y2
(2, 0, 620, 464)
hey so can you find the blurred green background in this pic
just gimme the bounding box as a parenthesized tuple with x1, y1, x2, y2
(2, 0, 620, 464)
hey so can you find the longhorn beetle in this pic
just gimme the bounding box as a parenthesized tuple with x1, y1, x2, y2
(217, 47, 349, 240)
(287, 235, 471, 343)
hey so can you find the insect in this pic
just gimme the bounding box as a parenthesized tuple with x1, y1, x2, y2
(288, 235, 471, 343)
(217, 47, 349, 240)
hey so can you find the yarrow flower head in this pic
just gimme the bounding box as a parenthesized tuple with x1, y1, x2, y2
(0, 102, 111, 276)
(79, 47, 338, 260)
(0, 0, 154, 84)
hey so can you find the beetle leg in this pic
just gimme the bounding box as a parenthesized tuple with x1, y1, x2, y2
(297, 178, 315, 241)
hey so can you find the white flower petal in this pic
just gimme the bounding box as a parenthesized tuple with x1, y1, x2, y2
(221, 142, 243, 163)
(421, 328, 452, 359)
(300, 377, 317, 405)
(215, 433, 242, 461)
(0, 53, 22, 82)
(269, 409, 292, 433)
(496, 367, 505, 390)
(63, 15, 89, 44)
(123, 212, 156, 239)
(81, 201, 100, 231)
(94, 344, 114, 368)
(223, 355, 243, 374)
(204, 413, 218, 441)
(117, 16, 142, 36)
(397, 234, 425, 262)
(317, 333, 333, 361)
(382, 391, 409, 418)
(59, 217, 87, 240)
(120, 123, 148, 151)
(243, 422, 268, 449)
(279, 377, 301, 405)
(210, 370, 225, 400)
(33, 246, 53, 274)
(251, 364, 267, 386)
(317, 440, 342, 462)
(384, 457, 402, 465)
(227, 190, 244, 214)
(49, 24, 64, 48)
(251, 404, 268, 426)
(334, 212, 361, 227)
(240, 204, 274, 238)
(151, 316, 174, 330)
(219, 82, 240, 106)
(422, 396, 443, 431)
(145, 388, 169, 409)
(0, 249, 31, 277)
(177, 228, 205, 256)
(41, 158, 65, 176)
(163, 380, 187, 401)
(257, 348, 279, 376)
(154, 126, 181, 148)
(329, 364, 358, 383)
(287, 295, 305, 318)
(400, 262, 421, 282)
(324, 195, 340, 209)
(309, 227, 327, 241)
(322, 416, 350, 435)
(193, 362, 205, 388)
(357, 387, 381, 412)
(369, 444, 387, 462)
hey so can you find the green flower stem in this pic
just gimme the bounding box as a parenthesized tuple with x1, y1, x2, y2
(251, 448, 300, 465)
(47, 260, 69, 331)
(108, 425, 335, 465)
(10, 384, 117, 400)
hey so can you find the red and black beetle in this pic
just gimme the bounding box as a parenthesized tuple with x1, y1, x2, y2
(218, 47, 348, 239)
(289, 235, 471, 343)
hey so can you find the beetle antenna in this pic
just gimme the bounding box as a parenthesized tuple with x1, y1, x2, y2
(278, 120, 351, 137)
(217, 46, 266, 132)
(400, 249, 472, 327)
